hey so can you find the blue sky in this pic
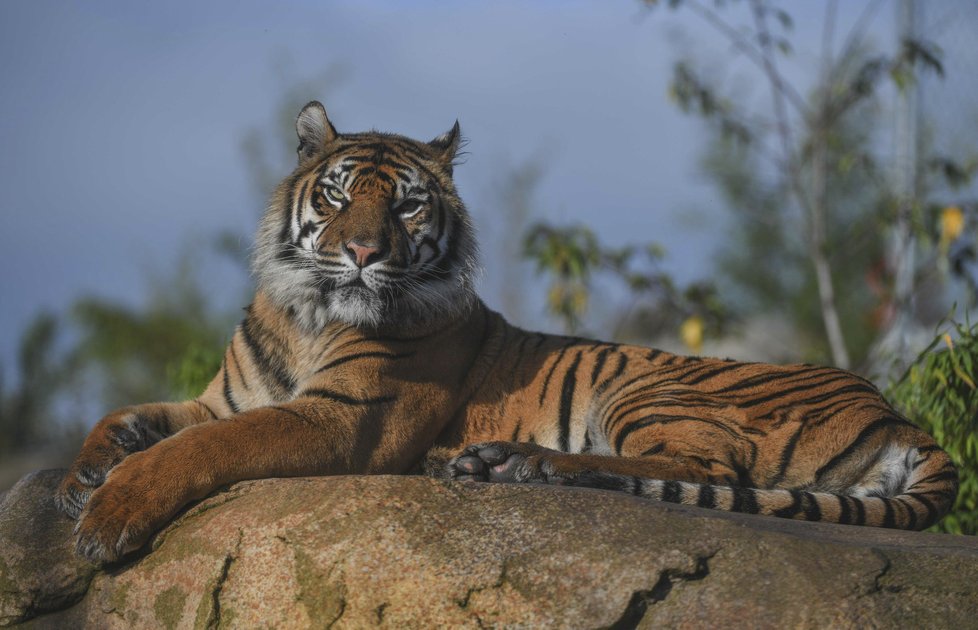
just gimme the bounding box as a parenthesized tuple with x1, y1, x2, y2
(0, 0, 914, 378)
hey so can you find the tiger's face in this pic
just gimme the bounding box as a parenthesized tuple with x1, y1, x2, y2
(254, 102, 478, 331)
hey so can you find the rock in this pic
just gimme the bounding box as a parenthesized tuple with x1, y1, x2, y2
(3, 472, 978, 628)
(0, 469, 96, 626)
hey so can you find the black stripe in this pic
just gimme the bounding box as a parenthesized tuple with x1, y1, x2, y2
(696, 484, 716, 508)
(837, 495, 852, 525)
(294, 181, 306, 240)
(278, 175, 298, 243)
(612, 414, 682, 454)
(801, 394, 880, 424)
(241, 312, 296, 395)
(852, 497, 866, 525)
(641, 443, 665, 457)
(903, 492, 937, 525)
(909, 469, 958, 488)
(595, 353, 628, 396)
(772, 491, 803, 518)
(881, 499, 896, 528)
(557, 352, 583, 451)
(682, 362, 746, 385)
(710, 367, 825, 395)
(300, 388, 395, 406)
(772, 383, 883, 412)
(770, 422, 805, 485)
(221, 361, 240, 414)
(590, 347, 613, 386)
(509, 423, 521, 442)
(731, 487, 760, 514)
(895, 497, 917, 530)
(814, 418, 906, 481)
(315, 350, 415, 374)
(539, 345, 571, 406)
(738, 374, 866, 408)
(661, 480, 682, 503)
(613, 413, 756, 460)
(229, 341, 250, 391)
(802, 492, 822, 521)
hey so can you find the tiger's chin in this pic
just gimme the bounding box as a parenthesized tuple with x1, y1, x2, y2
(325, 285, 386, 328)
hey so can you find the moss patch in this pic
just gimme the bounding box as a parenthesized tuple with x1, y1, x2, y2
(153, 586, 187, 630)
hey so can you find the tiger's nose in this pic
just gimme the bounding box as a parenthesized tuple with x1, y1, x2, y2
(345, 240, 384, 268)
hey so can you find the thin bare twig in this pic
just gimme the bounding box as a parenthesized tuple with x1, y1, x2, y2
(836, 0, 883, 76)
(685, 0, 810, 117)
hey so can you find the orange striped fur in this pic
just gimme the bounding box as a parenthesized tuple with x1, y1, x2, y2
(57, 102, 957, 564)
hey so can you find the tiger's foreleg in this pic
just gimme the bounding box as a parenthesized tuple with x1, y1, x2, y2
(56, 399, 218, 519)
(71, 398, 443, 564)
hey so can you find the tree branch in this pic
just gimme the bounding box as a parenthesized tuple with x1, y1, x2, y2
(751, 0, 851, 368)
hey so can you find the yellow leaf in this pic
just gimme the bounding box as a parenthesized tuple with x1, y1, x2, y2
(940, 206, 965, 250)
(680, 315, 704, 353)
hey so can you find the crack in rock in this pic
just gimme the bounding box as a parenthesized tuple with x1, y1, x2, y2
(455, 559, 510, 611)
(865, 548, 901, 596)
(604, 552, 714, 630)
(374, 602, 389, 624)
(206, 529, 243, 630)
(325, 597, 347, 629)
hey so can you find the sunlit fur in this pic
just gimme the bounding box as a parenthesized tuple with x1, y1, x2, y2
(57, 102, 958, 565)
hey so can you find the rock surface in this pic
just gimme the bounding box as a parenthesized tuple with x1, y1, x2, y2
(2, 470, 978, 628)
(0, 470, 95, 626)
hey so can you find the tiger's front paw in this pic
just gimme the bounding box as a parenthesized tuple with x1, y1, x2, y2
(56, 411, 163, 519)
(447, 441, 565, 484)
(73, 450, 178, 564)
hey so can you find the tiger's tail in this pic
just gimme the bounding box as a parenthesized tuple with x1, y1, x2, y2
(632, 446, 958, 531)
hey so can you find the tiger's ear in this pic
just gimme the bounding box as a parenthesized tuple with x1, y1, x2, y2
(296, 101, 338, 164)
(428, 120, 462, 172)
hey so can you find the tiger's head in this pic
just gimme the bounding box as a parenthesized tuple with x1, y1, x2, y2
(253, 101, 479, 331)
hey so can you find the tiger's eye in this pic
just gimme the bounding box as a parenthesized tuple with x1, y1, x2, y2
(399, 200, 424, 218)
(324, 185, 345, 203)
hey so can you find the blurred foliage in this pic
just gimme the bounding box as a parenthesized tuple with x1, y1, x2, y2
(888, 319, 978, 535)
(166, 345, 225, 402)
(653, 0, 978, 368)
(0, 314, 72, 455)
(701, 90, 888, 364)
(523, 222, 729, 345)
(69, 255, 230, 409)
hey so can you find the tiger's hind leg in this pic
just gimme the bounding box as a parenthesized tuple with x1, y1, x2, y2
(444, 441, 739, 489)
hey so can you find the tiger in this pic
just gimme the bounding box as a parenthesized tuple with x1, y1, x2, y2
(56, 101, 958, 564)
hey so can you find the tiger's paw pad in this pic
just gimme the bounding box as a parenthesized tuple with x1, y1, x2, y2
(447, 441, 562, 484)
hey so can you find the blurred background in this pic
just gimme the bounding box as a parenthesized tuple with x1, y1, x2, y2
(1, 0, 975, 531)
